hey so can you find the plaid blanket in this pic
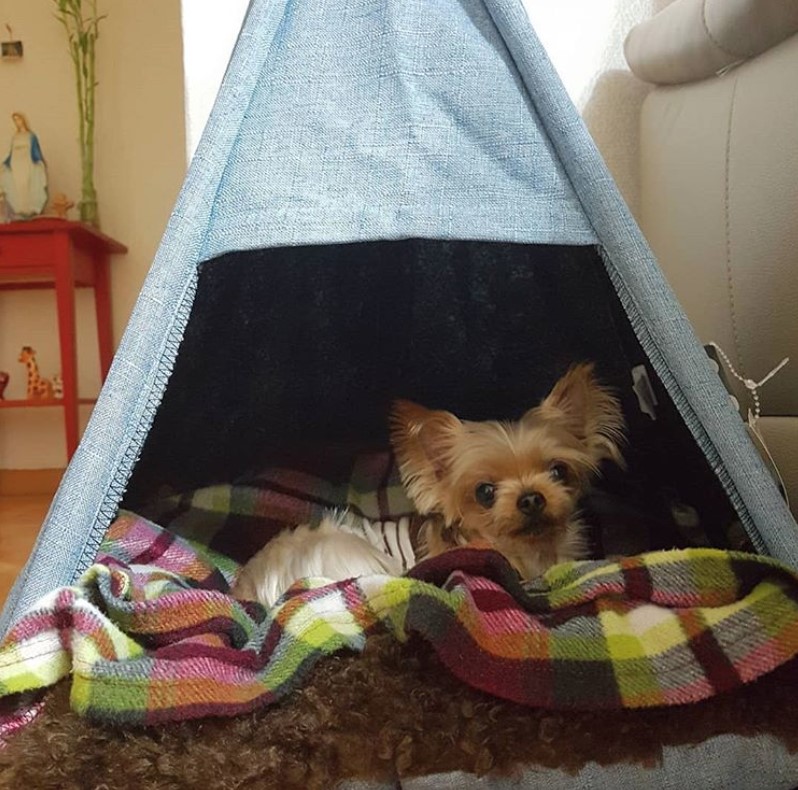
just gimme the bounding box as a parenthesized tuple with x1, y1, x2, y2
(1, 511, 798, 726)
(138, 449, 418, 564)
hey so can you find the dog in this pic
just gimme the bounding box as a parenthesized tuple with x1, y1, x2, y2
(233, 363, 625, 606)
(391, 362, 625, 580)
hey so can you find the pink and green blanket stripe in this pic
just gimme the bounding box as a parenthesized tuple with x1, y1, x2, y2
(2, 511, 798, 727)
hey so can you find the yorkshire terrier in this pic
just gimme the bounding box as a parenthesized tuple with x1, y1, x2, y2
(234, 363, 625, 606)
(391, 363, 625, 579)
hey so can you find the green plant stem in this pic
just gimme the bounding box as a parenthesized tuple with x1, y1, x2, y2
(53, 0, 103, 225)
(72, 39, 86, 187)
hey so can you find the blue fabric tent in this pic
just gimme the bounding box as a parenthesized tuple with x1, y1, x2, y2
(2, 1, 797, 783)
(5, 0, 797, 651)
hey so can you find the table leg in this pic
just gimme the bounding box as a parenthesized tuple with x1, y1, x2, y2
(93, 255, 114, 380)
(54, 237, 79, 460)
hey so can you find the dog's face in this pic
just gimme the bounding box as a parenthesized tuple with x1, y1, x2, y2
(390, 363, 625, 550)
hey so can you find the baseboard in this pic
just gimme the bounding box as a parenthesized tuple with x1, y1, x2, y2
(0, 468, 64, 496)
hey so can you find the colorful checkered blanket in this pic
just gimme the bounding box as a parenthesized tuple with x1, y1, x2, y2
(138, 450, 418, 564)
(1, 511, 798, 726)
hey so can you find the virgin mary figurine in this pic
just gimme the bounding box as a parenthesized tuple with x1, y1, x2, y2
(0, 112, 48, 219)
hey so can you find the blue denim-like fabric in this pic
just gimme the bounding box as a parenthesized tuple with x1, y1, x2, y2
(2, 0, 796, 660)
(200, 0, 596, 255)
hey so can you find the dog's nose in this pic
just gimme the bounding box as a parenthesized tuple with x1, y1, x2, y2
(517, 492, 546, 515)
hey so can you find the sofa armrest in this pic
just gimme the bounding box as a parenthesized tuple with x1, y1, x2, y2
(625, 0, 798, 85)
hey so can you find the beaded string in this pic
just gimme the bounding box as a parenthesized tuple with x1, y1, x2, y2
(708, 342, 790, 508)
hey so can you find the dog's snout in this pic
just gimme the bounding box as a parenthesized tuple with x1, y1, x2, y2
(517, 491, 546, 515)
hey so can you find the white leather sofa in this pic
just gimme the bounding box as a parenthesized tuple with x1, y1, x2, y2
(625, 0, 798, 516)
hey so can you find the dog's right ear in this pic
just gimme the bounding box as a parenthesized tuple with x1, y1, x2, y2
(390, 400, 463, 514)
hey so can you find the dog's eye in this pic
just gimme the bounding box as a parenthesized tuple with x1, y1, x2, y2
(475, 483, 496, 508)
(549, 462, 569, 482)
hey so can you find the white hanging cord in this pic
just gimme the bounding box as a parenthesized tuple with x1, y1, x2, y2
(708, 342, 790, 508)
(708, 342, 789, 422)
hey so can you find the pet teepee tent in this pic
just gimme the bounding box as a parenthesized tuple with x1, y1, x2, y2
(4, 0, 796, 642)
(2, 0, 797, 782)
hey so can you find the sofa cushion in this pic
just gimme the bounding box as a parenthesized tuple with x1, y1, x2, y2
(639, 33, 798, 418)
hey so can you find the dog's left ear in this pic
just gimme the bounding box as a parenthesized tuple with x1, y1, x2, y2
(532, 363, 625, 466)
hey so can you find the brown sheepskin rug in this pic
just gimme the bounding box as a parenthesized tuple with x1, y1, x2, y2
(2, 635, 798, 790)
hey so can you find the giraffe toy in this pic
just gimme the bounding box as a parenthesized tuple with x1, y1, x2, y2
(18, 346, 54, 400)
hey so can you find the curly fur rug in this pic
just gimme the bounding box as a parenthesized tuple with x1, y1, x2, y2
(2, 635, 798, 790)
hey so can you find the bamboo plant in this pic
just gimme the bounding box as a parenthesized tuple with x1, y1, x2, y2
(53, 0, 105, 226)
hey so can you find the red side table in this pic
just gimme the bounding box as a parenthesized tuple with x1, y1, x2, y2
(0, 218, 127, 459)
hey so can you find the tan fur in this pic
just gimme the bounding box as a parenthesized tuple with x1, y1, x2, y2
(391, 363, 626, 580)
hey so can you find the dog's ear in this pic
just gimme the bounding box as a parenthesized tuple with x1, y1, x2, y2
(532, 363, 625, 467)
(390, 400, 463, 514)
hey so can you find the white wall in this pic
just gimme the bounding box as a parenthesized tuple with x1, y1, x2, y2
(526, 0, 673, 215)
(182, 0, 250, 160)
(0, 1, 186, 469)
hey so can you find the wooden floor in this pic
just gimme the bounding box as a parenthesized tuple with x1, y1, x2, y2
(0, 495, 50, 609)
